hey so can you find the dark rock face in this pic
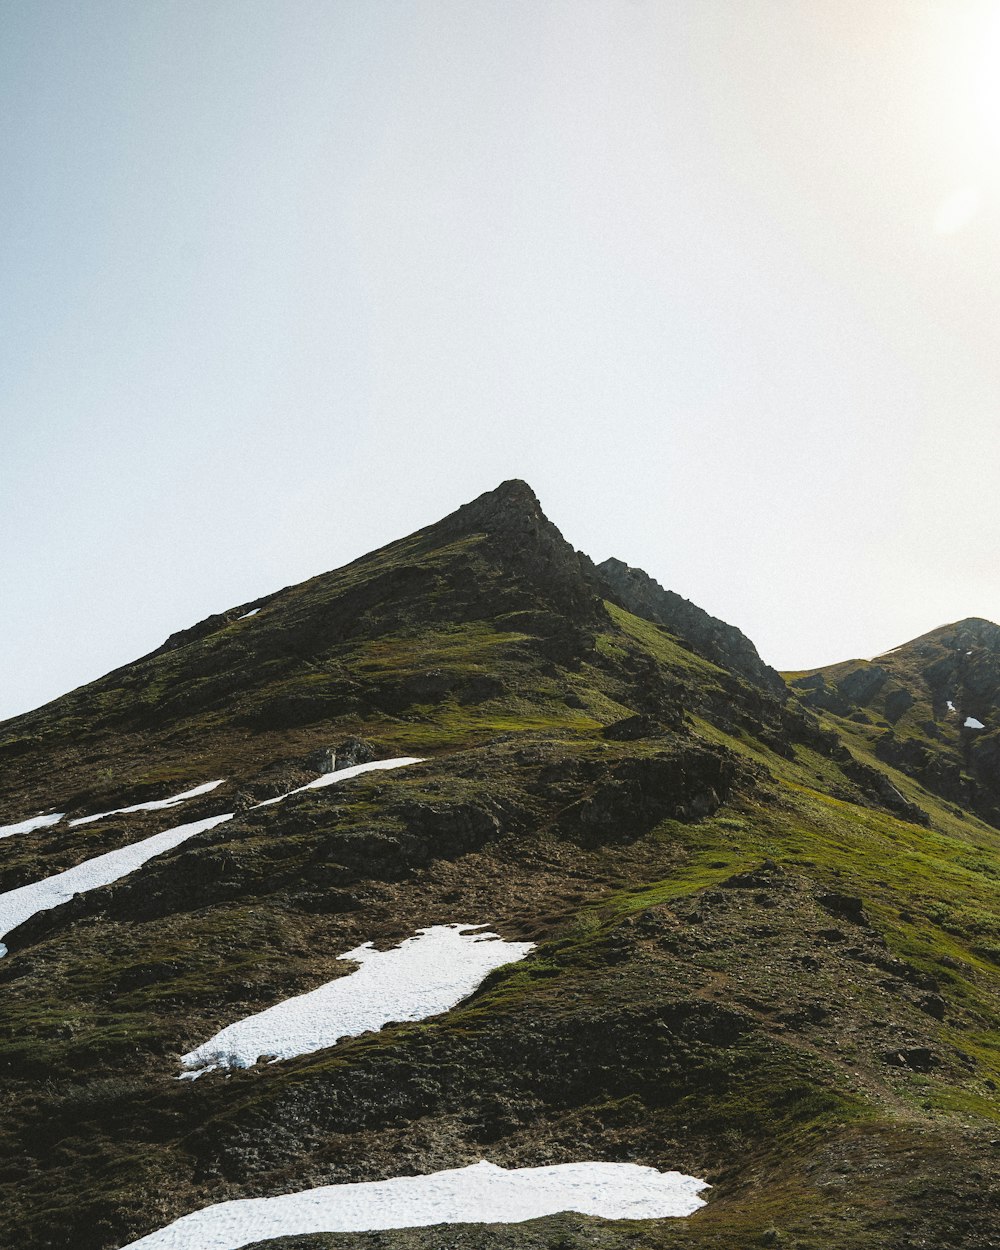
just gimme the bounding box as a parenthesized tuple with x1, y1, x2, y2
(837, 665, 888, 705)
(872, 720, 1000, 827)
(816, 891, 869, 925)
(798, 678, 852, 716)
(596, 557, 787, 697)
(841, 755, 931, 825)
(552, 744, 742, 844)
(435, 480, 604, 622)
(304, 739, 376, 775)
(599, 714, 663, 741)
(884, 687, 914, 723)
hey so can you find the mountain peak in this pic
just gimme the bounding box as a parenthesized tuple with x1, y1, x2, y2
(897, 616, 1000, 655)
(432, 479, 600, 620)
(437, 479, 545, 536)
(941, 616, 1000, 642)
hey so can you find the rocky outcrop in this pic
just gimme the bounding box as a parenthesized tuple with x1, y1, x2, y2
(434, 480, 604, 621)
(837, 665, 888, 705)
(840, 755, 930, 825)
(596, 557, 787, 697)
(552, 744, 742, 846)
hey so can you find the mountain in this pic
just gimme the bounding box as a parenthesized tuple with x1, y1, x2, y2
(0, 481, 998, 1250)
(787, 617, 1000, 826)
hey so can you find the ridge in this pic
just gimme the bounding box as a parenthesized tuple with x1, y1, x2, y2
(596, 556, 786, 696)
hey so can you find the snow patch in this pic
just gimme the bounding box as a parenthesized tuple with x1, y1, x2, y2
(0, 811, 64, 841)
(70, 780, 226, 827)
(179, 924, 533, 1078)
(254, 757, 423, 809)
(965, 716, 986, 730)
(116, 1160, 709, 1248)
(0, 813, 232, 956)
(947, 700, 957, 712)
(237, 608, 260, 620)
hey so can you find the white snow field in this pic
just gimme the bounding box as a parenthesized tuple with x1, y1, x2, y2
(0, 812, 232, 956)
(180, 924, 534, 1078)
(117, 1160, 709, 1249)
(0, 811, 65, 841)
(254, 757, 424, 809)
(69, 779, 226, 827)
(965, 716, 986, 730)
(237, 608, 260, 619)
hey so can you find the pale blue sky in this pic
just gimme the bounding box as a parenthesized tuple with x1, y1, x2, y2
(4, 0, 1000, 719)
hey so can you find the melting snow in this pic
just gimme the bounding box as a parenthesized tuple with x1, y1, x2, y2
(0, 813, 232, 956)
(180, 924, 533, 1078)
(0, 758, 420, 960)
(254, 757, 423, 809)
(0, 811, 64, 841)
(947, 700, 957, 712)
(237, 608, 260, 620)
(965, 716, 986, 730)
(70, 780, 226, 827)
(117, 1160, 709, 1248)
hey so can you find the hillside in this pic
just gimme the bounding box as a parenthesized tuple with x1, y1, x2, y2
(786, 618, 1000, 830)
(0, 482, 998, 1250)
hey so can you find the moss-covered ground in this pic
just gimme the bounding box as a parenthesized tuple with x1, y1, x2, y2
(0, 498, 998, 1248)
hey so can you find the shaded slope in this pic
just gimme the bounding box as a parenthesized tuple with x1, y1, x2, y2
(0, 480, 605, 819)
(4, 732, 998, 1250)
(0, 484, 998, 1250)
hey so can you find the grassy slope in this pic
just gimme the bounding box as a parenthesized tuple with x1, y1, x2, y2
(0, 526, 998, 1248)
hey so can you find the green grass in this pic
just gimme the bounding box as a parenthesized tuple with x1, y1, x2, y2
(605, 601, 728, 681)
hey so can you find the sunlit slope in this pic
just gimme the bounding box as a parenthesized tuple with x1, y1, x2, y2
(785, 616, 1000, 829)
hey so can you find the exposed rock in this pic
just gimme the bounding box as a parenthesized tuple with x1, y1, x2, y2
(554, 744, 741, 845)
(883, 1046, 940, 1072)
(816, 891, 869, 926)
(837, 665, 888, 705)
(595, 557, 787, 697)
(600, 714, 663, 741)
(435, 480, 604, 621)
(802, 684, 852, 716)
(332, 737, 377, 771)
(884, 687, 915, 722)
(841, 755, 931, 825)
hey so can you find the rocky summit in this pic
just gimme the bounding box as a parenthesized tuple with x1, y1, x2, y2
(1, 480, 998, 1250)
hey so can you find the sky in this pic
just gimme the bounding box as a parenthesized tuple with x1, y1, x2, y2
(3, 0, 1000, 720)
